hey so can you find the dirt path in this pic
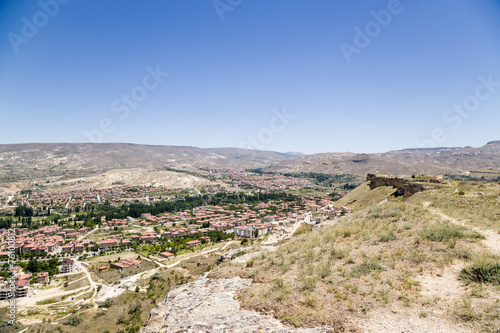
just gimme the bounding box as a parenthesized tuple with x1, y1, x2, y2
(418, 262, 466, 306)
(15, 285, 90, 308)
(353, 307, 472, 333)
(424, 202, 500, 256)
(164, 240, 237, 269)
(64, 196, 72, 209)
(77, 226, 99, 241)
(19, 266, 93, 309)
(74, 261, 99, 302)
(65, 274, 88, 285)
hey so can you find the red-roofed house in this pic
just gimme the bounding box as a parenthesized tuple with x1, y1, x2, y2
(110, 258, 142, 270)
(61, 244, 74, 254)
(36, 272, 49, 284)
(159, 252, 174, 259)
(100, 239, 118, 250)
(186, 240, 201, 248)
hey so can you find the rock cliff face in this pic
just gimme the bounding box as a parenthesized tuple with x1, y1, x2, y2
(140, 274, 327, 333)
(366, 174, 426, 197)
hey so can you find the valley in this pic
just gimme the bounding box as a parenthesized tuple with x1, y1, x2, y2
(0, 142, 499, 333)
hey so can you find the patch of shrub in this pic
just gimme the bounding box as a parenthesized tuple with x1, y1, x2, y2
(459, 258, 500, 284)
(234, 250, 246, 257)
(330, 247, 346, 259)
(316, 259, 333, 278)
(299, 276, 317, 292)
(379, 231, 397, 242)
(128, 301, 141, 314)
(63, 314, 82, 326)
(246, 258, 255, 267)
(421, 225, 484, 242)
(98, 297, 113, 308)
(351, 260, 386, 277)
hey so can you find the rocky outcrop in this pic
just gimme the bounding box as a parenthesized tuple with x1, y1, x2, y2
(140, 274, 328, 333)
(367, 174, 426, 197)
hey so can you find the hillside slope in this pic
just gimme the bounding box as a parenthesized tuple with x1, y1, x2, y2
(210, 179, 500, 332)
(334, 182, 397, 210)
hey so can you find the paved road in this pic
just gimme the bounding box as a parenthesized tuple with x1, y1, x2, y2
(64, 196, 72, 209)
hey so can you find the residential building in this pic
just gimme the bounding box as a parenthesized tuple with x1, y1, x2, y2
(186, 240, 201, 248)
(100, 239, 118, 250)
(159, 252, 174, 259)
(60, 258, 74, 273)
(36, 272, 49, 284)
(110, 258, 142, 270)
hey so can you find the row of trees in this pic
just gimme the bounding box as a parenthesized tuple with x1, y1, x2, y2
(445, 174, 500, 182)
(14, 205, 33, 218)
(0, 258, 61, 279)
(0, 218, 13, 229)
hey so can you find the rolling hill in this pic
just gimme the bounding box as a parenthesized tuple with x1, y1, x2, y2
(264, 140, 500, 176)
(0, 141, 499, 183)
(0, 143, 296, 180)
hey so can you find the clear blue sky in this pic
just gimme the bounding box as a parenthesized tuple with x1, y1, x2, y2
(1, 0, 499, 154)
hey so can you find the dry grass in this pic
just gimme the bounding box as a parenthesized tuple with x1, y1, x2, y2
(212, 180, 500, 330)
(66, 272, 85, 282)
(412, 181, 500, 232)
(335, 183, 396, 210)
(65, 275, 90, 291)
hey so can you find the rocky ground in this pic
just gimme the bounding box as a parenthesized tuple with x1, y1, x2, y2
(140, 274, 332, 333)
(141, 272, 474, 333)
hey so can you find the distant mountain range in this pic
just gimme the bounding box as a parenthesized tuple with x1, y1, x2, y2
(0, 143, 295, 179)
(264, 140, 500, 176)
(0, 141, 499, 179)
